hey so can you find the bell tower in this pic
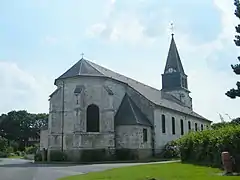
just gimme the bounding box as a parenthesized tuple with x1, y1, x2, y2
(161, 33, 192, 109)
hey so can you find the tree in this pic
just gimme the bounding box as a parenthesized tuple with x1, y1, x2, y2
(232, 117, 240, 124)
(0, 110, 48, 150)
(226, 0, 240, 98)
(0, 136, 7, 152)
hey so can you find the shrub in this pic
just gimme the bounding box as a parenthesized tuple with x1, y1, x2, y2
(34, 153, 42, 162)
(0, 137, 7, 152)
(0, 151, 8, 158)
(160, 140, 180, 159)
(25, 146, 38, 154)
(80, 149, 109, 162)
(15, 151, 25, 156)
(5, 146, 14, 154)
(9, 141, 19, 152)
(49, 151, 67, 161)
(177, 124, 240, 170)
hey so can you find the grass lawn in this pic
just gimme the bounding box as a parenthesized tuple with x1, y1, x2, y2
(7, 155, 23, 159)
(59, 162, 239, 180)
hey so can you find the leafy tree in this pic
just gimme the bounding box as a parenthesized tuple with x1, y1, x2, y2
(0, 110, 48, 150)
(226, 0, 240, 98)
(0, 136, 7, 152)
(232, 117, 240, 124)
(211, 122, 229, 130)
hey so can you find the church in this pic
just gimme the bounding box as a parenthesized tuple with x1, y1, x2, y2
(40, 34, 212, 161)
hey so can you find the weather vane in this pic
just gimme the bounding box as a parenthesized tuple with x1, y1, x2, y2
(81, 53, 84, 59)
(170, 22, 174, 36)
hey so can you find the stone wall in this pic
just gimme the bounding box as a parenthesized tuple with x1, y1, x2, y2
(49, 76, 127, 152)
(153, 107, 211, 154)
(40, 129, 48, 150)
(116, 125, 152, 158)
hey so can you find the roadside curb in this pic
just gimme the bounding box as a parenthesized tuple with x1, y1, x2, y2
(33, 159, 180, 165)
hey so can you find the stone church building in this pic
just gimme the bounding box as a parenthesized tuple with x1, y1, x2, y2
(40, 35, 211, 160)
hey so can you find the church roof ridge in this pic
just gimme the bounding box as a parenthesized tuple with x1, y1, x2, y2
(54, 58, 210, 122)
(85, 59, 210, 122)
(84, 59, 161, 92)
(56, 58, 104, 80)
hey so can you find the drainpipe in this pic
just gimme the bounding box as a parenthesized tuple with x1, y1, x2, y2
(61, 81, 65, 152)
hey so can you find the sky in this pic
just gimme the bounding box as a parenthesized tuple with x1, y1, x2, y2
(0, 0, 240, 123)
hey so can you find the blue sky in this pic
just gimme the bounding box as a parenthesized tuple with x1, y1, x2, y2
(0, 0, 239, 122)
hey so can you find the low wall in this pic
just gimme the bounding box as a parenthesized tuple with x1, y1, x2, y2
(24, 154, 34, 160)
(47, 148, 153, 162)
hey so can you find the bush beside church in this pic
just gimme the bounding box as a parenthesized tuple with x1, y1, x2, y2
(176, 123, 240, 172)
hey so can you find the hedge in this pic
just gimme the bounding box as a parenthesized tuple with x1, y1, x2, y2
(0, 151, 8, 158)
(0, 137, 7, 152)
(177, 124, 240, 169)
(160, 140, 180, 159)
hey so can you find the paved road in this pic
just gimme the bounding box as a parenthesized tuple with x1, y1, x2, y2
(0, 158, 179, 180)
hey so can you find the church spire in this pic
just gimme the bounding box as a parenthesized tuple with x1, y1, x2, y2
(162, 33, 189, 92)
(164, 34, 185, 74)
(161, 30, 191, 108)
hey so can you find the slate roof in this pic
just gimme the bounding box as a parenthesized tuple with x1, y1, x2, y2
(164, 35, 185, 74)
(115, 94, 152, 126)
(55, 58, 210, 122)
(49, 87, 61, 98)
(57, 59, 104, 79)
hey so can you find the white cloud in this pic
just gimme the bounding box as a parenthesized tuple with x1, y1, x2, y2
(85, 0, 158, 45)
(85, 0, 240, 122)
(1, 0, 239, 123)
(44, 36, 58, 45)
(86, 23, 107, 38)
(87, 15, 155, 45)
(177, 0, 240, 122)
(0, 61, 54, 114)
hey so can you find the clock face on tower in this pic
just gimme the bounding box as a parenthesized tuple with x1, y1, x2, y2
(166, 67, 176, 73)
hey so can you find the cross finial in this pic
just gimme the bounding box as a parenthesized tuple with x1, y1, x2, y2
(81, 53, 84, 59)
(170, 22, 174, 36)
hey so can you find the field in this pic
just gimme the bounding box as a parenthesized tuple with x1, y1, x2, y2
(59, 162, 239, 180)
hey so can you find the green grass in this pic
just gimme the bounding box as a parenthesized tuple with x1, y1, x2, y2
(59, 162, 239, 180)
(7, 155, 23, 159)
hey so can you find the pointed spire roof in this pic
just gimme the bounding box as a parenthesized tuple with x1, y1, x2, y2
(56, 58, 104, 80)
(115, 94, 152, 126)
(164, 35, 185, 74)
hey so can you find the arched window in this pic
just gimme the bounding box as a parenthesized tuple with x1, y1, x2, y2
(180, 119, 184, 135)
(181, 77, 185, 88)
(162, 114, 166, 133)
(195, 123, 198, 131)
(143, 128, 147, 142)
(188, 121, 191, 131)
(185, 79, 188, 89)
(86, 104, 100, 132)
(172, 117, 175, 135)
